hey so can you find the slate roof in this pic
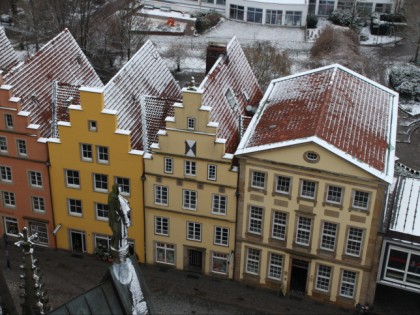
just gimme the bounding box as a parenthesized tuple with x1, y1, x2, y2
(199, 37, 262, 154)
(3, 29, 103, 137)
(237, 64, 398, 183)
(0, 26, 18, 72)
(104, 40, 181, 151)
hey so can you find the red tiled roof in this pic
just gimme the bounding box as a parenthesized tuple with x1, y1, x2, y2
(0, 27, 18, 72)
(240, 64, 398, 175)
(200, 37, 262, 154)
(4, 29, 103, 137)
(104, 40, 181, 150)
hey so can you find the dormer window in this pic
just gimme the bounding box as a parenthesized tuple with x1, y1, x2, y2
(225, 89, 237, 109)
(187, 117, 196, 130)
(88, 120, 97, 132)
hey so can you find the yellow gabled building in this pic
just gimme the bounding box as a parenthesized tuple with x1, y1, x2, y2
(48, 87, 145, 259)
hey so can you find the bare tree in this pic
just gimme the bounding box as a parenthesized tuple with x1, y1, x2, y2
(165, 40, 189, 72)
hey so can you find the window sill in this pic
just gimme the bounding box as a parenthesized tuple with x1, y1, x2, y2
(272, 191, 292, 200)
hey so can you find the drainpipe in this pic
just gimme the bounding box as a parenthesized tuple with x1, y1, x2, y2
(141, 172, 147, 263)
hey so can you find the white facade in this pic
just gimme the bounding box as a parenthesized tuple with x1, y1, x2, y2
(309, 0, 397, 17)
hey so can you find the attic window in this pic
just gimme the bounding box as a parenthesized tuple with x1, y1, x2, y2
(225, 89, 236, 109)
(88, 120, 97, 132)
(304, 151, 319, 163)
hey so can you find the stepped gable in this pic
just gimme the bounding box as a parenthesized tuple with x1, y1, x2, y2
(104, 40, 181, 151)
(239, 64, 398, 180)
(3, 29, 103, 137)
(0, 27, 18, 72)
(199, 37, 262, 154)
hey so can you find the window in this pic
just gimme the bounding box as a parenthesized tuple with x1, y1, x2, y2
(375, 3, 392, 14)
(95, 203, 109, 221)
(65, 169, 80, 188)
(276, 176, 291, 194)
(337, 0, 354, 11)
(81, 144, 93, 161)
(318, 0, 335, 15)
(249, 206, 263, 234)
(247, 7, 263, 23)
(0, 136, 7, 153)
(185, 160, 196, 176)
(251, 171, 266, 189)
(352, 190, 370, 210)
(17, 139, 27, 156)
(31, 196, 45, 213)
(208, 164, 217, 181)
(212, 252, 228, 274)
(212, 194, 227, 215)
(29, 222, 48, 246)
(88, 120, 97, 131)
(164, 157, 173, 174)
(384, 246, 420, 288)
(0, 166, 12, 182)
(4, 217, 18, 236)
(216, 0, 225, 5)
(272, 211, 287, 240)
(115, 177, 130, 195)
(230, 4, 244, 20)
(308, 0, 316, 14)
(340, 270, 357, 298)
(285, 11, 302, 26)
(154, 185, 168, 206)
(246, 248, 260, 275)
(266, 9, 282, 25)
(296, 216, 312, 246)
(214, 226, 229, 246)
(346, 227, 364, 257)
(268, 253, 283, 280)
(2, 191, 15, 207)
(94, 173, 108, 192)
(326, 185, 343, 204)
(225, 89, 237, 108)
(320, 222, 337, 251)
(316, 265, 332, 292)
(300, 180, 316, 199)
(187, 222, 202, 241)
(29, 171, 42, 188)
(156, 242, 175, 265)
(97, 146, 109, 164)
(183, 190, 197, 210)
(68, 199, 82, 216)
(95, 234, 111, 252)
(187, 117, 195, 130)
(4, 114, 13, 129)
(155, 217, 169, 236)
(356, 2, 373, 17)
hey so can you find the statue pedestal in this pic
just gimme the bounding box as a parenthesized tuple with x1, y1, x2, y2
(110, 245, 129, 264)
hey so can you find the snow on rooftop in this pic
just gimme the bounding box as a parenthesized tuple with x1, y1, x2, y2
(0, 27, 19, 72)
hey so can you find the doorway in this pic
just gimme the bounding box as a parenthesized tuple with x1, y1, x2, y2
(188, 249, 203, 272)
(70, 230, 86, 253)
(289, 258, 309, 294)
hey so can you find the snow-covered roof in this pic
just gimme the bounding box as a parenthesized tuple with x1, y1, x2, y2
(0, 27, 18, 72)
(237, 64, 399, 183)
(199, 37, 262, 154)
(3, 29, 103, 137)
(104, 40, 181, 150)
(389, 175, 420, 237)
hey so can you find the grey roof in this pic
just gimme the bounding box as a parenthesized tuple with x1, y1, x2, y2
(0, 27, 18, 72)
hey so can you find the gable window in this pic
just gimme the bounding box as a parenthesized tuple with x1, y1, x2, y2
(29, 171, 43, 188)
(93, 173, 108, 192)
(246, 248, 260, 275)
(208, 164, 217, 181)
(249, 206, 263, 234)
(185, 160, 196, 176)
(16, 139, 27, 156)
(212, 194, 227, 215)
(183, 190, 197, 210)
(68, 198, 82, 216)
(352, 190, 370, 210)
(154, 185, 168, 205)
(4, 217, 18, 236)
(225, 88, 237, 108)
(164, 157, 173, 174)
(115, 177, 130, 195)
(316, 265, 332, 292)
(320, 222, 337, 251)
(156, 242, 175, 265)
(268, 253, 283, 280)
(81, 144, 93, 161)
(345, 227, 364, 257)
(0, 166, 12, 182)
(65, 169, 80, 188)
(276, 176, 291, 194)
(326, 185, 343, 204)
(88, 120, 97, 131)
(272, 211, 287, 240)
(340, 270, 357, 298)
(300, 180, 316, 199)
(97, 146, 109, 164)
(296, 216, 312, 246)
(2, 191, 16, 207)
(251, 171, 266, 189)
(4, 114, 13, 129)
(187, 222, 202, 241)
(0, 136, 7, 153)
(31, 197, 45, 213)
(214, 226, 229, 246)
(187, 117, 196, 130)
(95, 203, 109, 221)
(155, 217, 169, 236)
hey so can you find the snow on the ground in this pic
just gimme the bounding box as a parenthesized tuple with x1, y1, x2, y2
(141, 8, 196, 21)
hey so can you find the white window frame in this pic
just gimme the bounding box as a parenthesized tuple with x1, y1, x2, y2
(88, 120, 97, 131)
(65, 169, 80, 188)
(155, 216, 169, 236)
(29, 171, 43, 188)
(97, 146, 109, 164)
(276, 175, 291, 194)
(214, 226, 229, 246)
(0, 166, 12, 182)
(249, 206, 263, 234)
(187, 117, 196, 130)
(115, 177, 130, 196)
(326, 185, 343, 204)
(80, 143, 93, 162)
(0, 136, 8, 153)
(164, 157, 173, 174)
(4, 217, 19, 236)
(300, 180, 316, 199)
(68, 198, 82, 217)
(272, 211, 287, 240)
(16, 139, 27, 156)
(94, 234, 111, 252)
(93, 173, 108, 192)
(315, 264, 332, 292)
(212, 252, 228, 274)
(154, 185, 168, 206)
(251, 171, 266, 189)
(207, 164, 217, 181)
(2, 191, 16, 208)
(183, 189, 197, 210)
(320, 222, 337, 251)
(31, 196, 45, 213)
(246, 247, 260, 275)
(268, 253, 283, 280)
(4, 113, 13, 129)
(212, 194, 227, 215)
(29, 221, 49, 246)
(295, 216, 312, 246)
(345, 227, 364, 257)
(187, 221, 202, 241)
(339, 270, 357, 298)
(184, 160, 196, 176)
(352, 190, 370, 210)
(95, 202, 109, 221)
(156, 242, 175, 265)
